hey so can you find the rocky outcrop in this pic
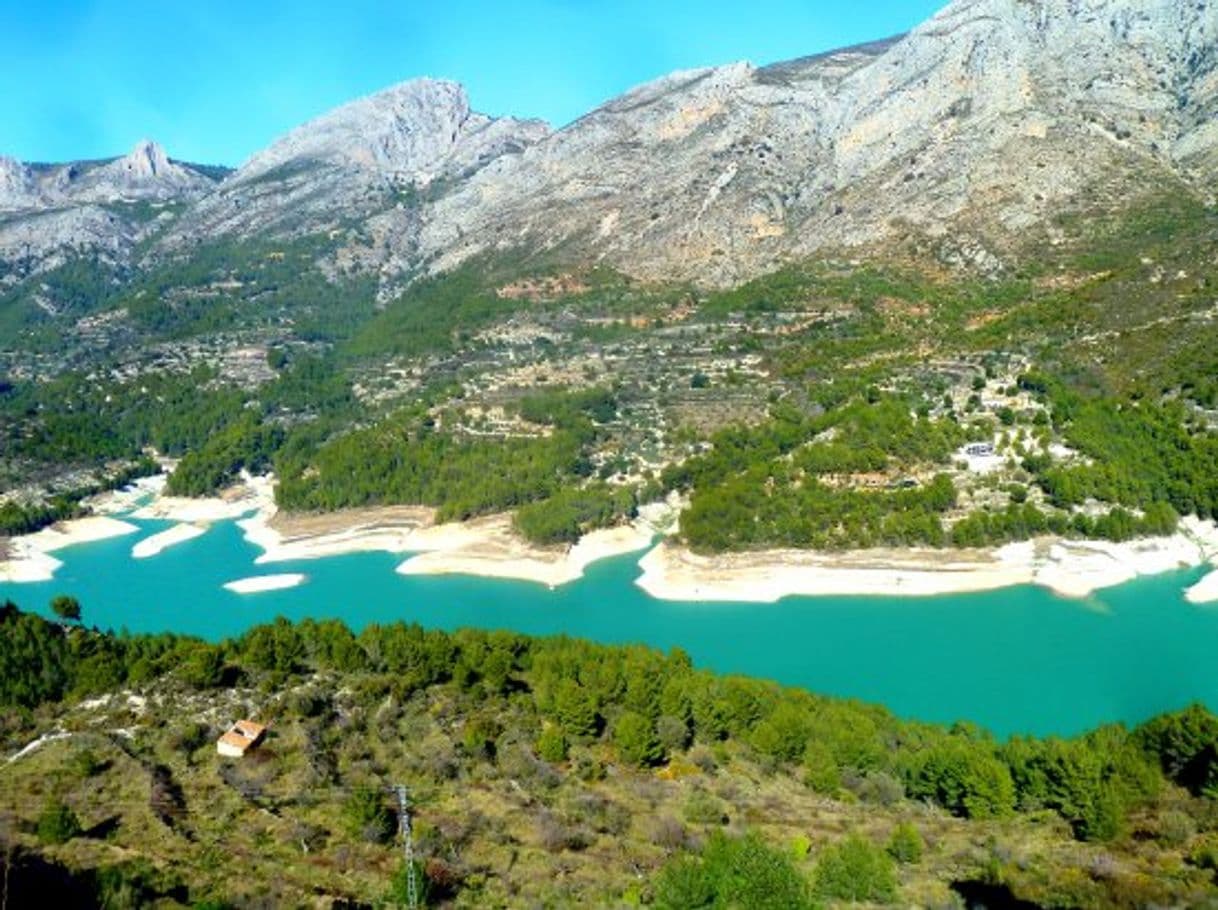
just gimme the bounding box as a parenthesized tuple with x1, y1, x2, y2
(0, 156, 38, 210)
(72, 139, 216, 203)
(0, 140, 216, 214)
(0, 206, 139, 280)
(236, 78, 550, 182)
(0, 140, 220, 279)
(164, 79, 552, 243)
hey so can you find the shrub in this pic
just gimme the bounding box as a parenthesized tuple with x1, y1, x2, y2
(180, 647, 226, 688)
(845, 769, 905, 806)
(343, 786, 395, 844)
(37, 798, 82, 844)
(814, 834, 897, 902)
(657, 714, 691, 753)
(72, 747, 105, 778)
(568, 792, 631, 836)
(50, 595, 82, 623)
(1159, 809, 1197, 848)
(751, 704, 811, 763)
(1188, 836, 1218, 873)
(536, 810, 591, 852)
(552, 679, 600, 739)
(905, 738, 1015, 819)
(803, 741, 841, 794)
(536, 725, 569, 762)
(167, 721, 210, 755)
(689, 745, 718, 774)
(1137, 704, 1218, 795)
(887, 821, 924, 864)
(653, 831, 815, 910)
(652, 815, 688, 851)
(285, 688, 327, 718)
(461, 717, 498, 760)
(683, 789, 727, 826)
(613, 710, 664, 767)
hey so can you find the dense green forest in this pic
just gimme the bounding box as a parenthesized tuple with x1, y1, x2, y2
(3, 602, 1218, 906)
(275, 416, 587, 521)
(275, 387, 636, 539)
(512, 483, 638, 545)
(0, 356, 362, 521)
(659, 384, 1214, 552)
(1024, 374, 1218, 520)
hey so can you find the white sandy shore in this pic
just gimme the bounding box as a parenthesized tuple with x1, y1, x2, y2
(223, 573, 307, 594)
(395, 516, 656, 587)
(0, 516, 140, 583)
(635, 517, 1218, 603)
(6, 473, 1216, 603)
(86, 474, 167, 515)
(240, 504, 432, 563)
(132, 523, 207, 559)
(132, 474, 274, 523)
(235, 493, 674, 588)
(1186, 570, 1218, 605)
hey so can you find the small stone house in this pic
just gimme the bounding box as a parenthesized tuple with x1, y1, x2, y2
(217, 719, 267, 758)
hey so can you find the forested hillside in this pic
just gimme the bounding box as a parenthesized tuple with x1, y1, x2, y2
(3, 196, 1217, 561)
(3, 601, 1218, 907)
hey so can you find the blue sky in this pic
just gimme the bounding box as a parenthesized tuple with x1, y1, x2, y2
(2, 0, 945, 166)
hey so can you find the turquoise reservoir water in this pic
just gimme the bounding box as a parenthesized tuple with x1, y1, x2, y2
(2, 517, 1214, 739)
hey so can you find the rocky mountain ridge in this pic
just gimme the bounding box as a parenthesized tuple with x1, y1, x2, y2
(0, 141, 222, 284)
(2, 0, 1214, 295)
(0, 140, 217, 213)
(161, 79, 553, 247)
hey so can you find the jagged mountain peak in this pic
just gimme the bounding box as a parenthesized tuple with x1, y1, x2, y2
(72, 139, 216, 202)
(117, 138, 172, 178)
(233, 76, 552, 182)
(0, 138, 215, 216)
(161, 76, 554, 249)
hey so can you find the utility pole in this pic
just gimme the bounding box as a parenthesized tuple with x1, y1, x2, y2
(393, 784, 419, 909)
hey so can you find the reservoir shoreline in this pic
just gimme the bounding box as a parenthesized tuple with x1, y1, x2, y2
(2, 474, 1217, 603)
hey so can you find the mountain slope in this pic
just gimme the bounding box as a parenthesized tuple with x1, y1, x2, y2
(415, 0, 1217, 285)
(4, 604, 1218, 907)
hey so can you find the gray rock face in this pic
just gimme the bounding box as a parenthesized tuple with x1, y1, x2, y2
(164, 79, 552, 244)
(0, 140, 219, 280)
(2, 0, 1215, 295)
(0, 140, 215, 213)
(0, 156, 38, 210)
(0, 206, 139, 286)
(79, 139, 215, 202)
(237, 78, 550, 182)
(416, 0, 1218, 284)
